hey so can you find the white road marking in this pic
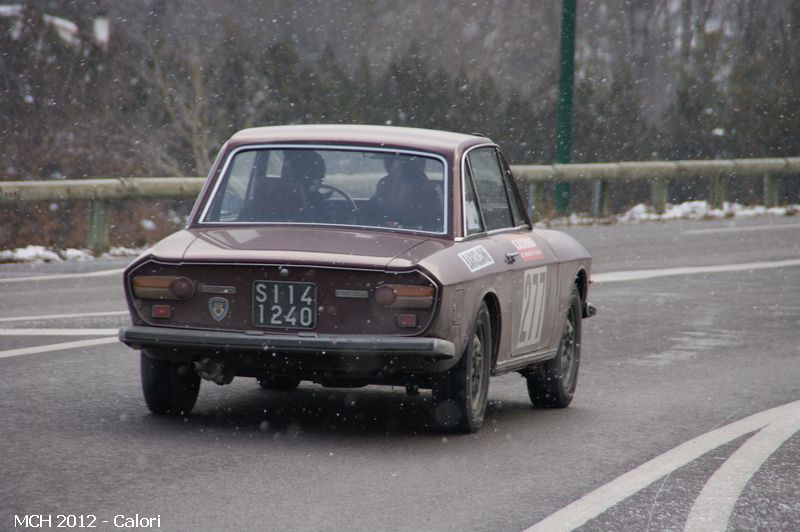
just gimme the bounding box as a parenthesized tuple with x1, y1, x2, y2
(0, 328, 119, 336)
(0, 310, 128, 323)
(0, 336, 119, 359)
(0, 268, 124, 284)
(685, 407, 800, 531)
(592, 258, 800, 284)
(686, 223, 800, 235)
(524, 399, 800, 532)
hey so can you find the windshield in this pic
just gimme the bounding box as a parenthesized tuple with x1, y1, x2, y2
(201, 147, 447, 234)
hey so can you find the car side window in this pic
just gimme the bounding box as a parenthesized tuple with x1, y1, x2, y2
(497, 150, 527, 228)
(463, 164, 484, 235)
(467, 147, 514, 231)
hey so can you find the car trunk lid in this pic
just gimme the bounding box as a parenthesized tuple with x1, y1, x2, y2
(182, 227, 430, 269)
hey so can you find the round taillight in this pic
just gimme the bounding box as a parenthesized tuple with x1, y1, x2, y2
(170, 277, 195, 300)
(374, 285, 397, 306)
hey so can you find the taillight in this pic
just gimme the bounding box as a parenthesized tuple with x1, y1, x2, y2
(132, 276, 195, 300)
(374, 284, 434, 309)
(374, 285, 397, 306)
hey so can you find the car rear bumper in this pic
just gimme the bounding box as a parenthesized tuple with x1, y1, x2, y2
(119, 325, 456, 360)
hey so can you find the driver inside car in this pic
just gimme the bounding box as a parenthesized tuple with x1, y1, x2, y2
(282, 150, 358, 224)
(281, 150, 326, 218)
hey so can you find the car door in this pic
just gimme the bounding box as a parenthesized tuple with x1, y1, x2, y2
(464, 147, 560, 362)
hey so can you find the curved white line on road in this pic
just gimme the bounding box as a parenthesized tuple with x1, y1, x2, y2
(685, 408, 800, 532)
(0, 328, 119, 336)
(593, 258, 800, 284)
(0, 268, 124, 284)
(0, 336, 119, 359)
(0, 310, 128, 323)
(524, 399, 800, 532)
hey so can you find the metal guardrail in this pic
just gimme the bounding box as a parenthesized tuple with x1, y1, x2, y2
(1, 157, 798, 252)
(0, 177, 204, 252)
(511, 157, 800, 219)
(0, 177, 204, 202)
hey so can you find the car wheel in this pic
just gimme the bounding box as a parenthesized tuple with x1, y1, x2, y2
(257, 376, 302, 391)
(527, 285, 581, 408)
(140, 350, 200, 415)
(434, 302, 492, 433)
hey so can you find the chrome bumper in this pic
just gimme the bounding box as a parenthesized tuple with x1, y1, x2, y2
(119, 326, 456, 360)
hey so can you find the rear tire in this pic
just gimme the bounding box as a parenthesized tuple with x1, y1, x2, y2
(526, 285, 581, 408)
(257, 376, 301, 391)
(434, 302, 492, 433)
(140, 351, 200, 415)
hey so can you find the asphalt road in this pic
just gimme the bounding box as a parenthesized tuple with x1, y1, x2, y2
(1, 216, 799, 532)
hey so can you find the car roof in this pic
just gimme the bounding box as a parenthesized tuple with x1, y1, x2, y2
(229, 124, 492, 154)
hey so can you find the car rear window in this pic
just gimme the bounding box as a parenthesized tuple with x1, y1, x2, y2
(201, 147, 447, 234)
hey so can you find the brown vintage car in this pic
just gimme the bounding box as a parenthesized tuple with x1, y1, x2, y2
(119, 125, 594, 432)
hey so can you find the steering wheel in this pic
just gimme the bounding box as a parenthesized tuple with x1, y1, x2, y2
(316, 183, 358, 213)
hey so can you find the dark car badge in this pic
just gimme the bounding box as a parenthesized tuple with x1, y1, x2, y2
(208, 297, 229, 321)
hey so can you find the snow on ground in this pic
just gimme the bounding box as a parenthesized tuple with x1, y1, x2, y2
(0, 245, 63, 263)
(0, 201, 797, 263)
(0, 245, 144, 264)
(617, 201, 798, 223)
(103, 246, 148, 259)
(139, 219, 157, 231)
(547, 200, 799, 226)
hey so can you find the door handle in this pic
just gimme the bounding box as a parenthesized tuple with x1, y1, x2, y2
(505, 251, 519, 264)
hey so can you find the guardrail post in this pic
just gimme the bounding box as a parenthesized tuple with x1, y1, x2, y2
(711, 176, 727, 209)
(651, 177, 668, 214)
(591, 179, 607, 217)
(763, 175, 779, 207)
(528, 183, 545, 222)
(88, 199, 110, 253)
(553, 0, 577, 214)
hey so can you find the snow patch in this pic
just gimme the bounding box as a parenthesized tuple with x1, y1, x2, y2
(140, 219, 157, 231)
(0, 4, 22, 17)
(93, 17, 109, 47)
(42, 14, 79, 46)
(103, 246, 148, 258)
(1, 7, 109, 48)
(60, 248, 93, 261)
(546, 200, 800, 226)
(618, 201, 798, 223)
(0, 245, 148, 263)
(0, 245, 63, 263)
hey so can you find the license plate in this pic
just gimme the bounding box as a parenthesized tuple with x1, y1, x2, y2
(252, 281, 316, 329)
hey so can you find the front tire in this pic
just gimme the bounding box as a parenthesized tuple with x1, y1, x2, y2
(140, 351, 200, 415)
(434, 302, 492, 433)
(526, 285, 581, 408)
